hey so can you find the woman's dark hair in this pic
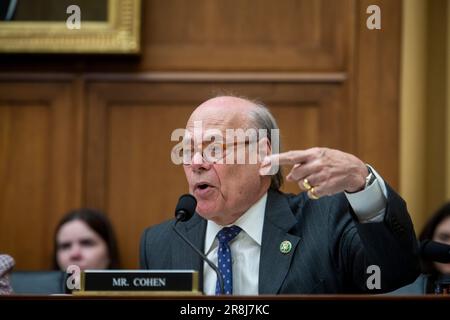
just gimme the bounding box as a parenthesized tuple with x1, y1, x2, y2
(419, 202, 450, 276)
(53, 208, 120, 270)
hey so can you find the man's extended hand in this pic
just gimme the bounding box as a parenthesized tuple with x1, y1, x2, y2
(260, 147, 369, 198)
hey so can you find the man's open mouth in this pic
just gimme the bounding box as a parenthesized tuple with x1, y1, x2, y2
(194, 182, 214, 191)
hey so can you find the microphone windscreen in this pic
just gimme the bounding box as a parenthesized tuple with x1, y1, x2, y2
(420, 240, 450, 263)
(175, 194, 197, 221)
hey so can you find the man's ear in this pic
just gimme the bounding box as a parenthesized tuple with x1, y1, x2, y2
(258, 137, 272, 162)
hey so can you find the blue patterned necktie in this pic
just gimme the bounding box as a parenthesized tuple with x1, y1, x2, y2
(215, 225, 241, 295)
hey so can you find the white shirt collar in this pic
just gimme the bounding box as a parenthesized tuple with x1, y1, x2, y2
(204, 193, 267, 254)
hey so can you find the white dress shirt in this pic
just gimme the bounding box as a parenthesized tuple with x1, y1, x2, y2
(203, 166, 388, 295)
(203, 193, 266, 295)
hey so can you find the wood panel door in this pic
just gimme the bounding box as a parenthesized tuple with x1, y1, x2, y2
(0, 81, 83, 269)
(143, 0, 352, 71)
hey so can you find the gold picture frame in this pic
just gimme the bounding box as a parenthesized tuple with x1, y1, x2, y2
(0, 0, 141, 54)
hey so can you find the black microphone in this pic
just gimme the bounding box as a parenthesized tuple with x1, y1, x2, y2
(420, 240, 450, 263)
(172, 194, 224, 294)
(175, 194, 197, 222)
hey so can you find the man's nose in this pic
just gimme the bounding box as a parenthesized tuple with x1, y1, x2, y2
(190, 151, 212, 172)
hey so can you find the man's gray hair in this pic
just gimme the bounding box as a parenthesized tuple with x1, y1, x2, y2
(248, 101, 283, 190)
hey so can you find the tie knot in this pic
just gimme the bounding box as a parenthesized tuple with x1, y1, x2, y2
(217, 225, 241, 245)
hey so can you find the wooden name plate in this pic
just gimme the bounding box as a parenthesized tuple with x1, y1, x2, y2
(75, 270, 199, 295)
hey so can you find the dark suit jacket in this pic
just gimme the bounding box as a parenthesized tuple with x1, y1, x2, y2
(140, 186, 420, 294)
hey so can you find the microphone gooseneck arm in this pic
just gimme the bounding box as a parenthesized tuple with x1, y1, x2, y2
(172, 219, 224, 294)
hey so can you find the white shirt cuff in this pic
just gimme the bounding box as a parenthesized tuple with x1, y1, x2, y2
(344, 165, 387, 223)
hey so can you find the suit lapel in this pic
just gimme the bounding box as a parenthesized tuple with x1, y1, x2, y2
(259, 190, 301, 294)
(172, 213, 207, 290)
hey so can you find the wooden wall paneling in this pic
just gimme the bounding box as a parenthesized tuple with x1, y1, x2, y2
(136, 0, 352, 71)
(0, 0, 351, 73)
(354, 0, 402, 187)
(0, 80, 83, 269)
(86, 78, 349, 268)
(85, 84, 108, 209)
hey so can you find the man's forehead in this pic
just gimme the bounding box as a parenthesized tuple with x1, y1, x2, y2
(186, 114, 243, 130)
(186, 96, 255, 139)
(186, 97, 256, 130)
(184, 121, 246, 142)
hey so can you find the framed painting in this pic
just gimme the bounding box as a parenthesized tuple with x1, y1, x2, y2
(0, 0, 141, 54)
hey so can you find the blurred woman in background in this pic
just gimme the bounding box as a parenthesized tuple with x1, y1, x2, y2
(53, 208, 120, 271)
(419, 202, 450, 292)
(390, 202, 450, 294)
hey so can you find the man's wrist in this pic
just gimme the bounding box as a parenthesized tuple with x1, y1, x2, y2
(346, 164, 371, 193)
(364, 165, 376, 189)
(345, 165, 387, 223)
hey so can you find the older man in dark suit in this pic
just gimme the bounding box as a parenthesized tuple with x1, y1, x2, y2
(140, 96, 420, 295)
